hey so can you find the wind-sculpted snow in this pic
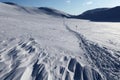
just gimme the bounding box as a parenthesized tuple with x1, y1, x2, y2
(65, 25, 120, 80)
(0, 36, 104, 80)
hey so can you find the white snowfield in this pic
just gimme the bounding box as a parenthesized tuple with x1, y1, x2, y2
(0, 2, 120, 80)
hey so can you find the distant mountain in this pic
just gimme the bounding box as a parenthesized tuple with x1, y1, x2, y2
(1, 2, 70, 17)
(75, 6, 120, 22)
(3, 2, 17, 5)
(38, 7, 70, 17)
(2, 2, 120, 21)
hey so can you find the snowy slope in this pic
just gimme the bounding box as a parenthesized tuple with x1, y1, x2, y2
(0, 2, 70, 17)
(0, 2, 120, 80)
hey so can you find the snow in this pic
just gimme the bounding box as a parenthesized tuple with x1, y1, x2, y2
(0, 2, 120, 80)
(21, 64, 33, 80)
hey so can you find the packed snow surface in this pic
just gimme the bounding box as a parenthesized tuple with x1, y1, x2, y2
(0, 3, 120, 80)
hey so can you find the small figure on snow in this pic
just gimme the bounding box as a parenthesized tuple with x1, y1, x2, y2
(76, 25, 78, 29)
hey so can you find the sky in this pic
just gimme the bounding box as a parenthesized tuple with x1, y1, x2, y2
(0, 0, 120, 15)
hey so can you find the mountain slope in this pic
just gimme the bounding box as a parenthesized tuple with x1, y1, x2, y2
(0, 2, 70, 17)
(38, 7, 70, 17)
(75, 6, 120, 22)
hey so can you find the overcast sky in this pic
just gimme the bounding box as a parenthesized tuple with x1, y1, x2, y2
(0, 0, 120, 15)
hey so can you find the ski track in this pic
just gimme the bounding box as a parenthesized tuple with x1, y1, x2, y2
(65, 23, 120, 80)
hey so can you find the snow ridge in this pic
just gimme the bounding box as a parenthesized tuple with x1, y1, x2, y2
(0, 37, 104, 80)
